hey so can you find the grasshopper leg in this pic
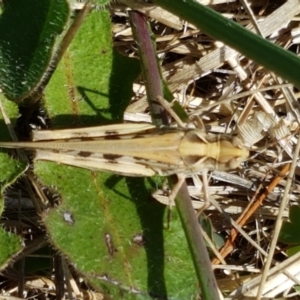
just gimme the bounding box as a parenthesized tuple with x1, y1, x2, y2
(167, 175, 187, 203)
(199, 169, 211, 214)
(156, 96, 187, 128)
(165, 172, 211, 213)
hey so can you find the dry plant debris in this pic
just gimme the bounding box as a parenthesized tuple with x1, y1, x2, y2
(114, 0, 300, 299)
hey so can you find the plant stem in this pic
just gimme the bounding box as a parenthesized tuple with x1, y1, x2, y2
(129, 10, 221, 300)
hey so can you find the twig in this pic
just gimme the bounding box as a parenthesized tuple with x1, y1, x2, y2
(212, 163, 291, 265)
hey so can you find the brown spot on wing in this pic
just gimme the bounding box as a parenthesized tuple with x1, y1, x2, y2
(78, 151, 92, 157)
(132, 156, 143, 161)
(103, 153, 123, 160)
(80, 137, 95, 142)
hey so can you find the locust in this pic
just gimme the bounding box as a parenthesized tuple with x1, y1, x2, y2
(0, 123, 249, 177)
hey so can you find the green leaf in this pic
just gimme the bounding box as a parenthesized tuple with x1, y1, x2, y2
(44, 9, 139, 125)
(279, 206, 300, 244)
(33, 9, 199, 298)
(40, 167, 196, 298)
(0, 0, 70, 101)
(286, 245, 300, 257)
(294, 285, 300, 295)
(0, 98, 27, 192)
(0, 100, 25, 270)
(0, 230, 22, 270)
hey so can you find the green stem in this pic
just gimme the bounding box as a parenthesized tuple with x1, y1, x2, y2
(129, 11, 220, 300)
(129, 11, 168, 126)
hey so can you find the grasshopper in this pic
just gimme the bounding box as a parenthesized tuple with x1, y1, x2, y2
(0, 123, 249, 177)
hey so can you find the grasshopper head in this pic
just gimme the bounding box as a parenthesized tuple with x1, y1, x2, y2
(218, 137, 249, 169)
